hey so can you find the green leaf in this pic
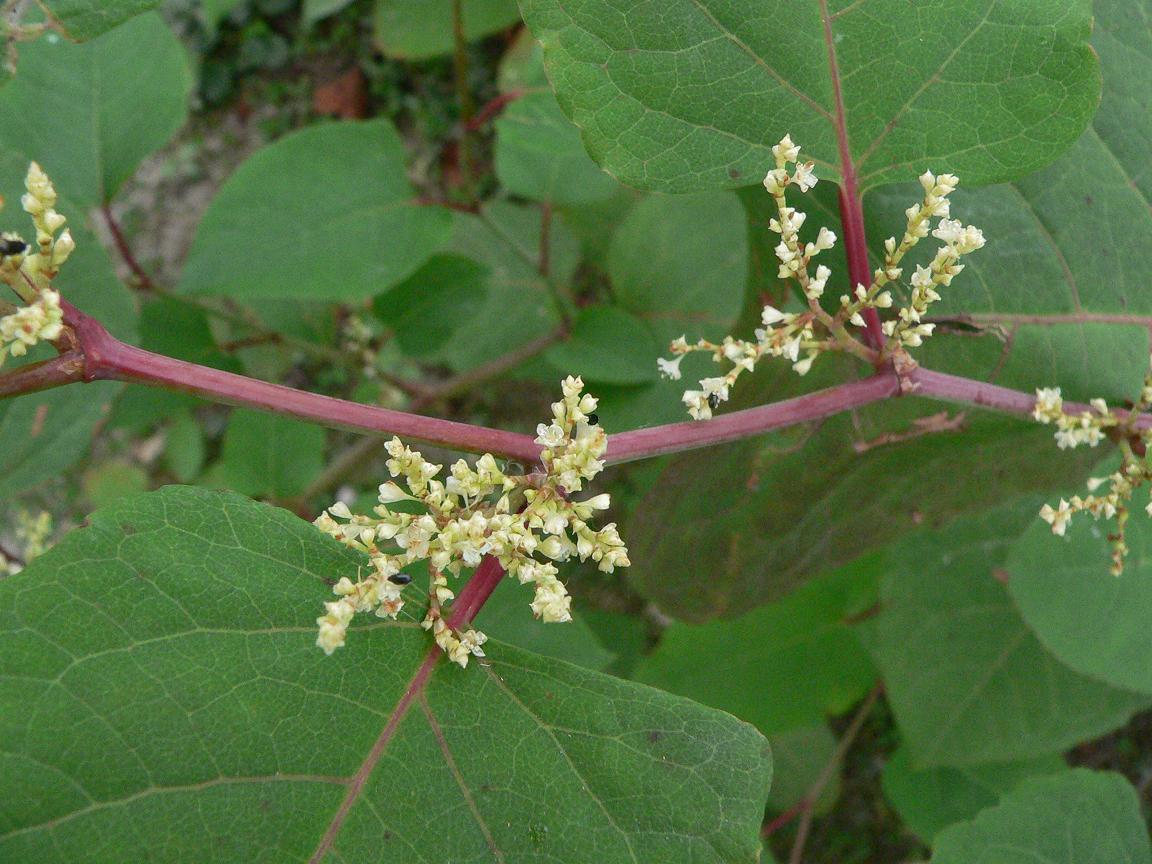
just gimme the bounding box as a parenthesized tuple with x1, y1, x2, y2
(608, 191, 747, 343)
(161, 412, 206, 483)
(1008, 499, 1152, 695)
(0, 487, 773, 862)
(544, 305, 659, 385)
(473, 577, 615, 671)
(372, 254, 488, 358)
(428, 201, 576, 372)
(179, 120, 452, 301)
(765, 724, 839, 815)
(869, 500, 1146, 766)
(0, 13, 191, 207)
(303, 0, 356, 25)
(41, 0, 161, 40)
(0, 384, 122, 499)
(495, 92, 623, 205)
(518, 0, 1099, 193)
(862, 0, 1152, 331)
(930, 770, 1152, 864)
(81, 461, 149, 510)
(373, 0, 520, 59)
(635, 557, 878, 735)
(216, 410, 326, 499)
(882, 747, 1067, 842)
(625, 321, 1149, 620)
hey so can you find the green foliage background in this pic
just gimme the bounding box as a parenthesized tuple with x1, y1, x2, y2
(1, 1, 1151, 861)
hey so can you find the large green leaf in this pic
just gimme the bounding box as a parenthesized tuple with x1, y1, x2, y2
(1008, 504, 1152, 695)
(428, 201, 577, 372)
(930, 770, 1152, 864)
(624, 327, 1145, 620)
(215, 410, 327, 500)
(0, 13, 191, 207)
(869, 500, 1146, 767)
(881, 748, 1067, 842)
(495, 92, 623, 205)
(863, 0, 1152, 330)
(518, 0, 1099, 193)
(0, 384, 122, 499)
(635, 556, 878, 735)
(543, 305, 659, 385)
(41, 0, 161, 40)
(374, 0, 520, 59)
(179, 120, 452, 301)
(0, 487, 773, 862)
(608, 190, 747, 344)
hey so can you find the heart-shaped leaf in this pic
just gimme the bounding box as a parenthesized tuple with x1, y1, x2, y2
(930, 770, 1152, 864)
(869, 500, 1147, 766)
(0, 487, 773, 862)
(179, 120, 452, 301)
(0, 13, 191, 207)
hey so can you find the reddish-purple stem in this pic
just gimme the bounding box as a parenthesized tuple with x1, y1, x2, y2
(0, 352, 85, 397)
(64, 301, 542, 464)
(820, 1, 884, 353)
(100, 205, 156, 292)
(605, 372, 901, 464)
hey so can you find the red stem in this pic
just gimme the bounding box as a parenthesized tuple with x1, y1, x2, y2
(0, 352, 85, 397)
(4, 303, 1140, 470)
(820, 1, 884, 353)
(605, 372, 901, 464)
(64, 301, 542, 464)
(100, 205, 156, 291)
(446, 555, 506, 629)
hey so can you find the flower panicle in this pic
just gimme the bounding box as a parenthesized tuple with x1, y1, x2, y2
(313, 377, 629, 666)
(1033, 360, 1152, 575)
(657, 135, 984, 420)
(0, 162, 75, 368)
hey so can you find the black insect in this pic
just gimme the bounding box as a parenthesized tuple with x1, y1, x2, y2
(387, 573, 412, 585)
(0, 237, 27, 256)
(586, 412, 599, 426)
(707, 393, 723, 410)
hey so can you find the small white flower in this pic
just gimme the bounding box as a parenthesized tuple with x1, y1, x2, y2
(657, 355, 683, 380)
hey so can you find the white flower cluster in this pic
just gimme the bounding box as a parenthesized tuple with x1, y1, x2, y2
(0, 508, 52, 576)
(657, 136, 985, 420)
(0, 287, 62, 365)
(1034, 372, 1152, 575)
(1031, 387, 1112, 449)
(0, 163, 74, 368)
(314, 376, 629, 666)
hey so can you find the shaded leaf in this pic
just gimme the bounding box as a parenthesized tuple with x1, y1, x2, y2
(0, 13, 191, 207)
(0, 487, 773, 863)
(635, 557, 878, 734)
(0, 384, 122, 499)
(544, 305, 659, 385)
(765, 724, 839, 815)
(41, 0, 161, 41)
(495, 92, 622, 205)
(869, 499, 1146, 766)
(882, 747, 1067, 842)
(216, 410, 326, 500)
(519, 0, 1099, 192)
(179, 120, 452, 301)
(372, 254, 489, 358)
(1008, 501, 1152, 695)
(930, 770, 1151, 864)
(626, 323, 1148, 620)
(608, 191, 747, 344)
(374, 0, 520, 59)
